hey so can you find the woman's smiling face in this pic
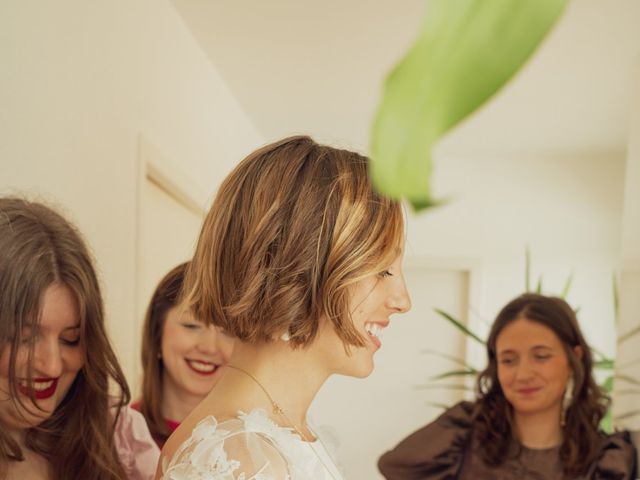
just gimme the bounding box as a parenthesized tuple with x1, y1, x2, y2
(0, 282, 85, 431)
(496, 317, 575, 418)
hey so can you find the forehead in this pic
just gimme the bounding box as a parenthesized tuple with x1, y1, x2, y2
(37, 282, 80, 331)
(496, 317, 562, 352)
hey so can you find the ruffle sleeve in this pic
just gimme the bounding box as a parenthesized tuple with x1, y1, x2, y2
(591, 431, 638, 480)
(113, 405, 161, 480)
(378, 401, 474, 480)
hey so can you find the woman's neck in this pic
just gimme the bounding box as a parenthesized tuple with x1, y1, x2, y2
(202, 341, 330, 439)
(513, 406, 563, 449)
(160, 378, 204, 423)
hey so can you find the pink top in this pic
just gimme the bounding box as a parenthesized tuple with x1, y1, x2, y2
(113, 406, 160, 480)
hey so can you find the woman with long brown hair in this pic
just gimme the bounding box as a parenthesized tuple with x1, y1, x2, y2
(133, 262, 234, 447)
(378, 293, 637, 479)
(0, 197, 159, 480)
(157, 136, 412, 479)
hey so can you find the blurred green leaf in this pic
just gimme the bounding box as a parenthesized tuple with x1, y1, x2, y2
(612, 272, 620, 324)
(535, 275, 543, 294)
(614, 374, 640, 387)
(525, 246, 531, 292)
(601, 409, 613, 433)
(618, 324, 640, 344)
(560, 271, 574, 299)
(426, 401, 452, 410)
(430, 369, 478, 381)
(615, 388, 640, 396)
(421, 348, 477, 370)
(594, 359, 615, 370)
(613, 410, 640, 421)
(415, 383, 473, 392)
(434, 308, 485, 345)
(590, 346, 612, 364)
(370, 0, 568, 209)
(602, 375, 614, 394)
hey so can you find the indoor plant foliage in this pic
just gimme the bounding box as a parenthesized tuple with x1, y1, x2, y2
(370, 0, 568, 210)
(422, 250, 640, 432)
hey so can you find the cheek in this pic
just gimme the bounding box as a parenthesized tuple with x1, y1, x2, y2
(0, 346, 30, 378)
(161, 328, 195, 358)
(220, 336, 235, 361)
(65, 348, 86, 374)
(497, 366, 513, 389)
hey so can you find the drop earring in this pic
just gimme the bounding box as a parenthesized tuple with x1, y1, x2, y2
(561, 375, 574, 426)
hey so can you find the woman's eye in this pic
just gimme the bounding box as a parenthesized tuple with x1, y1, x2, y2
(378, 270, 393, 278)
(60, 337, 81, 347)
(181, 323, 202, 330)
(534, 354, 551, 361)
(499, 358, 515, 366)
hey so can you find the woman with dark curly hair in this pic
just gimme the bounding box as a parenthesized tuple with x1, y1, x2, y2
(379, 293, 637, 480)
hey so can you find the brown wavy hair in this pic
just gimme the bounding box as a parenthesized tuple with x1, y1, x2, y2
(474, 293, 608, 477)
(0, 197, 130, 479)
(184, 135, 403, 349)
(138, 262, 188, 446)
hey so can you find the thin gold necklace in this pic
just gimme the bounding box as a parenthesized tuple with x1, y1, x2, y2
(226, 364, 340, 480)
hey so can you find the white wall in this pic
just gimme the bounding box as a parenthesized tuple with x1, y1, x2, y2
(614, 64, 640, 430)
(0, 0, 264, 387)
(405, 154, 625, 369)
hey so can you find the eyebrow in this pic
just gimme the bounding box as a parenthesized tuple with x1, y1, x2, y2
(498, 345, 554, 355)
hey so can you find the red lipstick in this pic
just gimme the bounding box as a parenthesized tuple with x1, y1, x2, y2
(18, 377, 58, 400)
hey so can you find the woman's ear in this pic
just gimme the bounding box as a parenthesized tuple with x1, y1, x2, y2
(573, 345, 583, 360)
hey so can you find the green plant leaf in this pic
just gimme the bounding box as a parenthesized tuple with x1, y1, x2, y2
(414, 383, 473, 392)
(434, 308, 485, 345)
(601, 409, 613, 434)
(613, 410, 640, 421)
(602, 375, 614, 394)
(590, 346, 613, 364)
(370, 0, 568, 209)
(525, 246, 531, 292)
(430, 369, 478, 381)
(593, 359, 615, 370)
(615, 388, 640, 396)
(535, 275, 543, 294)
(618, 324, 640, 344)
(561, 271, 574, 299)
(426, 401, 453, 410)
(421, 348, 477, 370)
(614, 374, 640, 387)
(612, 272, 620, 325)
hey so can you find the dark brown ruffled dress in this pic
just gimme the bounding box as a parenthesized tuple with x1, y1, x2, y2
(378, 402, 637, 480)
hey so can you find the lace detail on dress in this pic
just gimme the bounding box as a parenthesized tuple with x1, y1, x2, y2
(162, 409, 336, 480)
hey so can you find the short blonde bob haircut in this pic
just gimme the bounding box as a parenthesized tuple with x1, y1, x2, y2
(184, 136, 403, 348)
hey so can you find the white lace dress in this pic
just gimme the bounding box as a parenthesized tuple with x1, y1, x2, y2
(161, 409, 345, 480)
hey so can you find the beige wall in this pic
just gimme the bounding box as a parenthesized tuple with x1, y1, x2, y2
(0, 0, 263, 387)
(406, 154, 625, 368)
(614, 64, 640, 430)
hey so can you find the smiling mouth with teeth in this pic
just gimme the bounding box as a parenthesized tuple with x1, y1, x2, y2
(185, 359, 218, 376)
(364, 323, 385, 349)
(17, 378, 59, 400)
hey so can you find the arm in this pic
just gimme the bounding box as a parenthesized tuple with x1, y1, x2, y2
(113, 406, 161, 480)
(378, 402, 474, 480)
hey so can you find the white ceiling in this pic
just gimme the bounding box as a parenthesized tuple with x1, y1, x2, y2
(172, 0, 640, 157)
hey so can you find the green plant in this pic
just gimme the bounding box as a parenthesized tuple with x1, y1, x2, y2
(423, 249, 640, 432)
(370, 0, 568, 210)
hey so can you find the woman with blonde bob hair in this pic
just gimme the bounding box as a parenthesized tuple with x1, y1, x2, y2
(0, 197, 158, 480)
(159, 136, 412, 479)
